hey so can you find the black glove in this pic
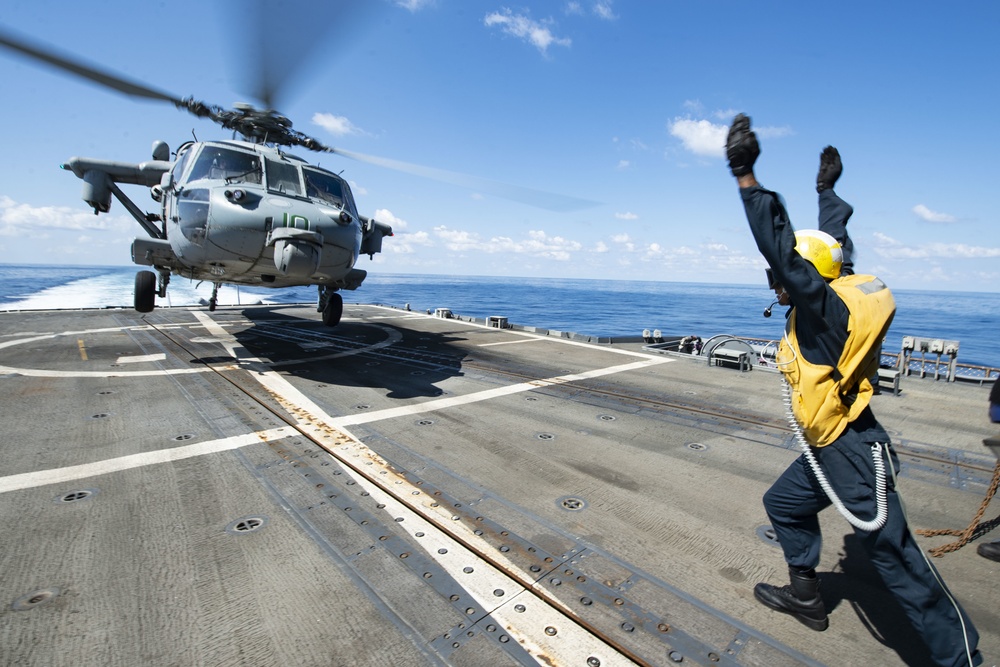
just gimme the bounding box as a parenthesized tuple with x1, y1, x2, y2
(816, 146, 842, 193)
(726, 113, 759, 177)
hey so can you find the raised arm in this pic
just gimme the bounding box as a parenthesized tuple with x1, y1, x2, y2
(816, 146, 855, 275)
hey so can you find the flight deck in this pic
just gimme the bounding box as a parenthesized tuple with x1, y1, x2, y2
(0, 304, 996, 666)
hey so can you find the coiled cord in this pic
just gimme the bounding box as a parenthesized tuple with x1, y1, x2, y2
(782, 378, 888, 532)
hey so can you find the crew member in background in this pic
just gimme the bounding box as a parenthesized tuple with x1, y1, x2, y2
(976, 378, 1000, 561)
(991, 377, 1000, 424)
(726, 113, 981, 667)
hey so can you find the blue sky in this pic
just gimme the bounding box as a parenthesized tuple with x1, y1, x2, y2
(1, 0, 998, 292)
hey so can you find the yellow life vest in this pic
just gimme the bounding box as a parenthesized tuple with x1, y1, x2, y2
(777, 274, 896, 446)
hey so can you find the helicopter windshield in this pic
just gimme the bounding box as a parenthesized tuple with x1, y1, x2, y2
(188, 146, 262, 184)
(304, 168, 345, 206)
(264, 157, 304, 196)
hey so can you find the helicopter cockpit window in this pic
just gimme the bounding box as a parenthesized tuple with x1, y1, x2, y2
(265, 158, 304, 196)
(304, 168, 345, 206)
(177, 188, 209, 245)
(188, 147, 262, 184)
(171, 146, 194, 185)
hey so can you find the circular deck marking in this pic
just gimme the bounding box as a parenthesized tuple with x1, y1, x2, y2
(0, 319, 401, 378)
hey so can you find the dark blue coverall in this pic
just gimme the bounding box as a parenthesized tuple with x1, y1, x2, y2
(740, 185, 982, 667)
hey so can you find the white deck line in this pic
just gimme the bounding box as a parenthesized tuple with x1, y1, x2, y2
(0, 428, 293, 494)
(330, 357, 669, 427)
(0, 309, 668, 661)
(1, 311, 669, 493)
(477, 338, 557, 347)
(365, 304, 659, 359)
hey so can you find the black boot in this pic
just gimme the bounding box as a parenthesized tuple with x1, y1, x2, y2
(977, 539, 1000, 562)
(754, 567, 829, 631)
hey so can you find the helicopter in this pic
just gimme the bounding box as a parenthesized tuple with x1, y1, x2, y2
(1, 9, 600, 327)
(0, 26, 401, 327)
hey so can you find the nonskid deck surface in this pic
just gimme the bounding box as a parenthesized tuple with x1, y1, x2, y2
(0, 304, 996, 666)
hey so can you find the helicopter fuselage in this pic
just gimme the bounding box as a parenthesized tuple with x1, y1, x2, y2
(63, 139, 392, 294)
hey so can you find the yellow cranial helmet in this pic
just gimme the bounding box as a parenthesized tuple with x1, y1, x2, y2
(794, 230, 843, 280)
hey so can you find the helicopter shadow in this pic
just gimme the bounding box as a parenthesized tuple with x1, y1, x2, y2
(818, 533, 936, 667)
(230, 306, 467, 400)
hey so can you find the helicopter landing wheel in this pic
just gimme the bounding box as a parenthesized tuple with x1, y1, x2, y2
(134, 270, 156, 313)
(321, 291, 343, 327)
(209, 283, 220, 312)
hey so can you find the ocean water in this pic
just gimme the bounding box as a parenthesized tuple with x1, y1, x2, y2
(1, 264, 998, 368)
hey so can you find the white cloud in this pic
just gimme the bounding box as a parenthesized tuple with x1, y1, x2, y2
(912, 204, 958, 224)
(373, 208, 408, 231)
(433, 226, 581, 260)
(756, 125, 793, 139)
(0, 195, 132, 237)
(669, 115, 793, 158)
(615, 212, 638, 220)
(872, 231, 1000, 259)
(616, 160, 630, 170)
(312, 113, 363, 137)
(434, 226, 480, 251)
(592, 2, 618, 20)
(395, 0, 434, 11)
(713, 108, 740, 122)
(484, 9, 571, 55)
(645, 242, 664, 259)
(386, 230, 431, 254)
(669, 118, 728, 158)
(610, 233, 635, 252)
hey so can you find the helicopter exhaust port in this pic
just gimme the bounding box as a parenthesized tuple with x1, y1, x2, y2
(267, 227, 324, 278)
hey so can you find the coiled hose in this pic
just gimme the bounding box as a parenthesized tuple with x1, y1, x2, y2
(782, 378, 888, 532)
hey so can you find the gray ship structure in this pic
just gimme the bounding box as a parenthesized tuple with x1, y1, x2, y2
(1, 302, 997, 666)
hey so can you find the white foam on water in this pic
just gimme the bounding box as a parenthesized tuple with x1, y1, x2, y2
(0, 272, 277, 311)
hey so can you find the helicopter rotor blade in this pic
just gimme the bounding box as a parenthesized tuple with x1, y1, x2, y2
(331, 147, 602, 213)
(223, 0, 377, 110)
(0, 26, 186, 106)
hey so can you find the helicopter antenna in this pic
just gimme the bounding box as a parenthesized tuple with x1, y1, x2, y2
(191, 129, 198, 142)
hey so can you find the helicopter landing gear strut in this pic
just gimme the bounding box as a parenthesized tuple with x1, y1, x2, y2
(209, 283, 219, 312)
(318, 286, 343, 327)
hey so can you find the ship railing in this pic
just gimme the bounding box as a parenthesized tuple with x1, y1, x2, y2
(880, 351, 999, 386)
